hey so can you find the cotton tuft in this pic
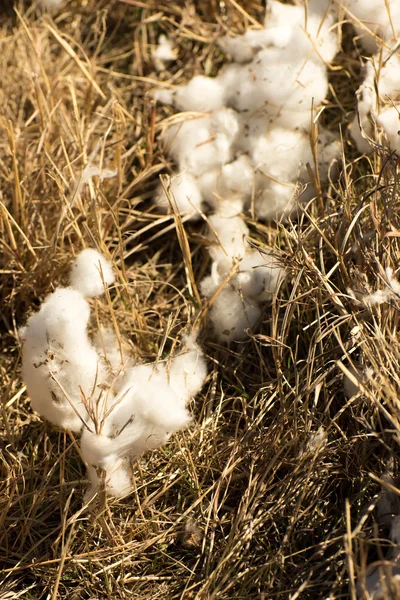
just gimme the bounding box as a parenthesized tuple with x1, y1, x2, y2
(69, 248, 115, 298)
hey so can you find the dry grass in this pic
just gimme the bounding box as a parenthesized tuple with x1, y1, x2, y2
(1, 1, 400, 598)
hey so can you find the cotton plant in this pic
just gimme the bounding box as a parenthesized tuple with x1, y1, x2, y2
(20, 249, 207, 497)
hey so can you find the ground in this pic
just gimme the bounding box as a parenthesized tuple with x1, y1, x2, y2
(1, 1, 400, 598)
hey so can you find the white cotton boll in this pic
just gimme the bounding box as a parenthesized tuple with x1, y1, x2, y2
(118, 365, 192, 433)
(220, 1, 338, 65)
(196, 156, 252, 209)
(173, 76, 225, 112)
(196, 170, 220, 204)
(217, 63, 247, 105)
(376, 52, 400, 100)
(221, 155, 254, 196)
(154, 88, 175, 105)
(162, 112, 237, 175)
(69, 249, 115, 298)
(153, 35, 176, 66)
(233, 250, 285, 301)
(208, 286, 262, 343)
(251, 126, 340, 219)
(93, 327, 133, 379)
(226, 47, 328, 120)
(263, 0, 339, 64)
(219, 29, 277, 63)
(376, 107, 400, 153)
(207, 213, 249, 263)
(169, 336, 207, 403)
(252, 128, 312, 186)
(81, 433, 135, 497)
(21, 288, 103, 432)
(343, 0, 400, 52)
(254, 180, 299, 221)
(154, 172, 203, 220)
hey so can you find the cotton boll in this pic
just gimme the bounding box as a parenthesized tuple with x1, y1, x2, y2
(70, 249, 115, 298)
(207, 213, 249, 263)
(196, 169, 220, 204)
(343, 0, 400, 52)
(168, 336, 207, 402)
(162, 112, 237, 175)
(219, 29, 277, 63)
(154, 172, 203, 220)
(154, 88, 175, 105)
(254, 179, 299, 221)
(264, 0, 339, 64)
(233, 250, 285, 301)
(376, 106, 400, 153)
(376, 52, 400, 100)
(81, 431, 136, 497)
(251, 126, 340, 219)
(220, 1, 338, 65)
(197, 156, 252, 209)
(153, 35, 176, 70)
(221, 155, 254, 196)
(172, 76, 225, 112)
(93, 327, 133, 379)
(251, 128, 312, 186)
(208, 286, 262, 343)
(117, 364, 192, 433)
(21, 288, 104, 432)
(226, 47, 328, 120)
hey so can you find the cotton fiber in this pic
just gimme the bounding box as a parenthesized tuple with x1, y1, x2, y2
(155, 171, 203, 220)
(153, 35, 176, 71)
(350, 52, 400, 153)
(80, 335, 207, 497)
(155, 0, 340, 341)
(70, 248, 115, 298)
(21, 250, 208, 497)
(342, 0, 400, 52)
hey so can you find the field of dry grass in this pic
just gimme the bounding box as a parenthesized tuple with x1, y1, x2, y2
(2, 1, 400, 598)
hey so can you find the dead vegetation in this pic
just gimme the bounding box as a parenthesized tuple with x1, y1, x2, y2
(1, 1, 400, 598)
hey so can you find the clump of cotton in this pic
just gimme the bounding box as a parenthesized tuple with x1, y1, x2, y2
(252, 127, 341, 220)
(81, 334, 207, 497)
(154, 172, 203, 220)
(348, 267, 400, 307)
(20, 251, 114, 432)
(153, 35, 176, 71)
(342, 0, 400, 53)
(220, 0, 338, 65)
(156, 0, 340, 222)
(20, 250, 208, 497)
(154, 0, 340, 340)
(70, 248, 115, 298)
(350, 52, 400, 154)
(20, 287, 101, 432)
(201, 207, 285, 342)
